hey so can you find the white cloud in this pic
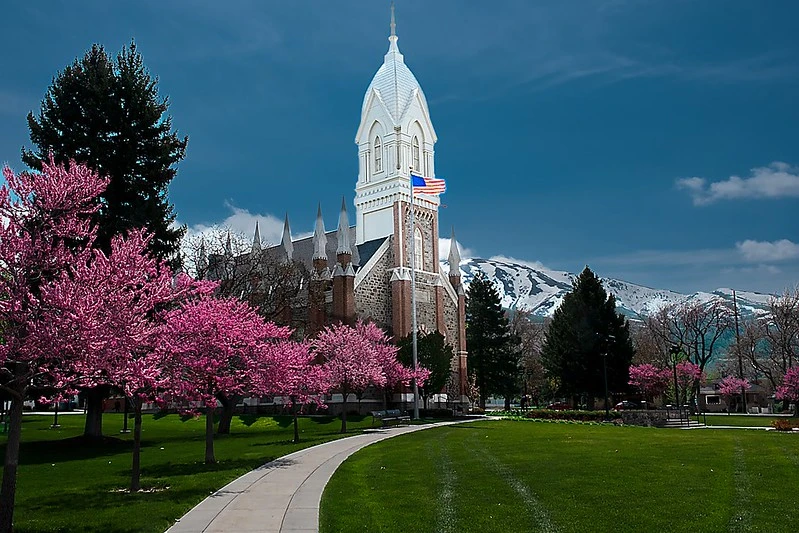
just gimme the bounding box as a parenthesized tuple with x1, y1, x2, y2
(185, 203, 286, 246)
(736, 239, 799, 262)
(488, 255, 551, 271)
(677, 162, 799, 205)
(438, 238, 474, 262)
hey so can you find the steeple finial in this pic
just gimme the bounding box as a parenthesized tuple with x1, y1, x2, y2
(336, 197, 352, 256)
(281, 213, 293, 262)
(313, 203, 328, 260)
(390, 1, 396, 38)
(388, 0, 399, 51)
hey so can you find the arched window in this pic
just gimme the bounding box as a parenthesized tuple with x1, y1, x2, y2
(412, 136, 420, 171)
(374, 136, 383, 173)
(414, 227, 423, 271)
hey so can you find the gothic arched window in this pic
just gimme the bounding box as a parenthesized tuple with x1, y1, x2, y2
(374, 136, 383, 173)
(414, 227, 423, 271)
(412, 136, 420, 172)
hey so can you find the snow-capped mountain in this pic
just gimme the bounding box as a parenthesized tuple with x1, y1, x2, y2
(443, 257, 772, 320)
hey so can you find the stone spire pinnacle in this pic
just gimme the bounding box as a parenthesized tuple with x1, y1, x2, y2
(336, 197, 351, 256)
(225, 231, 232, 256)
(197, 237, 208, 279)
(252, 221, 262, 255)
(313, 203, 327, 260)
(448, 228, 461, 276)
(281, 213, 293, 262)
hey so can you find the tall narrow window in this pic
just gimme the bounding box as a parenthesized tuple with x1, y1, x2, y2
(374, 136, 383, 173)
(412, 136, 420, 172)
(414, 227, 423, 270)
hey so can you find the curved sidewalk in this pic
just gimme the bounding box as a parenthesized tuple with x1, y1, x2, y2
(167, 420, 470, 533)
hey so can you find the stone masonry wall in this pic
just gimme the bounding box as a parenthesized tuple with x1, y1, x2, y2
(355, 243, 393, 331)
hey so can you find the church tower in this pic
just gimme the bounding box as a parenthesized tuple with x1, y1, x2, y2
(354, 6, 439, 248)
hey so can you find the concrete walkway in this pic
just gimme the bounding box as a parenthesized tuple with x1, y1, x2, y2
(166, 420, 471, 533)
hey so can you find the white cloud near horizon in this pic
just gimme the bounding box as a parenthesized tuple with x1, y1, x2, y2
(736, 239, 799, 262)
(183, 203, 287, 246)
(676, 162, 799, 205)
(438, 238, 475, 262)
(488, 255, 552, 271)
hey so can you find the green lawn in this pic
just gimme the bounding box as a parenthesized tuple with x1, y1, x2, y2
(700, 414, 788, 427)
(0, 412, 376, 533)
(321, 419, 799, 533)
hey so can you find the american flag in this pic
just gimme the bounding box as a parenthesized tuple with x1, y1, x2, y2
(411, 172, 446, 195)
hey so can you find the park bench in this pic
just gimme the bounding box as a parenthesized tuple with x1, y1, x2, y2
(370, 409, 410, 427)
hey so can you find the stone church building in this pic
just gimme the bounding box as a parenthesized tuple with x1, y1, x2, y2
(213, 15, 468, 401)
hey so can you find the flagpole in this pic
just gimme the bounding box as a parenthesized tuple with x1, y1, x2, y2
(409, 170, 420, 421)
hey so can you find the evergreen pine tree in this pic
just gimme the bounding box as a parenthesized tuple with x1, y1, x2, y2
(23, 41, 187, 267)
(541, 266, 634, 407)
(22, 41, 188, 438)
(466, 272, 518, 408)
(398, 331, 454, 410)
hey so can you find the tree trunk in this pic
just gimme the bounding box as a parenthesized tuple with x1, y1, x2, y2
(205, 407, 216, 464)
(293, 410, 299, 443)
(504, 396, 511, 411)
(83, 385, 110, 439)
(130, 398, 143, 492)
(216, 394, 236, 435)
(0, 394, 24, 533)
(340, 392, 348, 434)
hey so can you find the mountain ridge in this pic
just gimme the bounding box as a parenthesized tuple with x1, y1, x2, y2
(444, 257, 773, 320)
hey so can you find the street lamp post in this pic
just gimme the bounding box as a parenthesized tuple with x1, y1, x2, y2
(669, 344, 682, 420)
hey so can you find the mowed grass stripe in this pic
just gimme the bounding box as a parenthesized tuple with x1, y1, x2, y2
(429, 439, 457, 533)
(322, 420, 799, 533)
(729, 439, 753, 532)
(462, 430, 561, 533)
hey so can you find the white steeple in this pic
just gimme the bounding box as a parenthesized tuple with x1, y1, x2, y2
(448, 228, 461, 276)
(313, 203, 327, 260)
(354, 4, 439, 245)
(252, 221, 262, 255)
(336, 197, 351, 256)
(281, 213, 293, 262)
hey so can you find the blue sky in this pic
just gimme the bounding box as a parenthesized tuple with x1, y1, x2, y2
(1, 0, 797, 294)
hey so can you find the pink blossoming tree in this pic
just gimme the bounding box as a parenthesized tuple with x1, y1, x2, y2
(0, 159, 107, 530)
(314, 321, 425, 433)
(776, 367, 799, 416)
(37, 231, 203, 491)
(254, 340, 329, 442)
(628, 364, 671, 406)
(718, 376, 751, 413)
(157, 297, 291, 463)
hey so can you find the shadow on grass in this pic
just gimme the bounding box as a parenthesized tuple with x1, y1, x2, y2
(16, 484, 218, 533)
(237, 414, 259, 427)
(142, 457, 272, 479)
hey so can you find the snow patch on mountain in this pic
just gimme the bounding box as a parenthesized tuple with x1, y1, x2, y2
(442, 257, 773, 319)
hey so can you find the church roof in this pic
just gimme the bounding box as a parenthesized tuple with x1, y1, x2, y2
(264, 227, 388, 273)
(362, 33, 429, 125)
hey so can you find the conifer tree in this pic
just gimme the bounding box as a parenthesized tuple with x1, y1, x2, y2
(23, 41, 187, 267)
(541, 266, 634, 407)
(22, 41, 188, 438)
(466, 272, 518, 408)
(398, 331, 454, 410)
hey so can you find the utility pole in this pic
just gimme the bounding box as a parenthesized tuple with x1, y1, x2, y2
(733, 290, 747, 413)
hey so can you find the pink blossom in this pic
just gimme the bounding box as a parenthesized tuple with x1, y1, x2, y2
(776, 367, 799, 402)
(718, 376, 751, 398)
(628, 364, 671, 398)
